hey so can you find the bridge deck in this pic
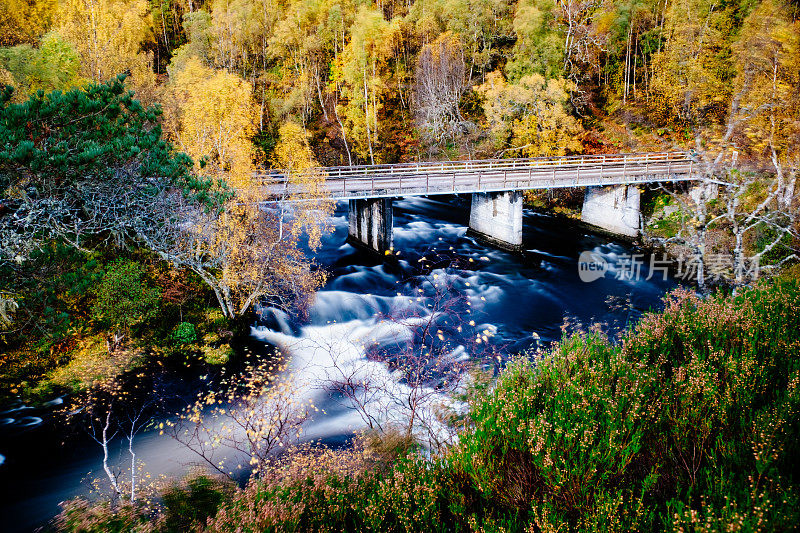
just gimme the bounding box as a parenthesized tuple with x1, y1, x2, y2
(259, 151, 695, 200)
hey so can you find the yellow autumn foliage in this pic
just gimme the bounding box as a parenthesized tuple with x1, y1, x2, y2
(0, 0, 56, 46)
(648, 0, 735, 125)
(160, 55, 331, 318)
(56, 0, 156, 102)
(477, 70, 583, 157)
(165, 55, 258, 190)
(733, 0, 800, 162)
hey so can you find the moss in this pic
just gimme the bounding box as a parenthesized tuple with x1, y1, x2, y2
(201, 344, 233, 365)
(38, 334, 146, 394)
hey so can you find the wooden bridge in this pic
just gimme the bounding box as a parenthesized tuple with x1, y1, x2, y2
(259, 151, 695, 200)
(257, 151, 698, 254)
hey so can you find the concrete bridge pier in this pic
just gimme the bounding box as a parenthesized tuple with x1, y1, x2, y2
(468, 191, 524, 251)
(348, 198, 393, 254)
(581, 185, 641, 238)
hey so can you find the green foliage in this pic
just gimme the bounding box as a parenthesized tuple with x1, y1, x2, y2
(0, 241, 231, 399)
(452, 280, 800, 529)
(506, 0, 563, 80)
(53, 282, 800, 531)
(753, 221, 795, 266)
(0, 243, 105, 397)
(0, 32, 83, 98)
(1, 243, 103, 342)
(170, 321, 197, 345)
(92, 260, 161, 337)
(0, 75, 224, 211)
(200, 281, 800, 532)
(162, 474, 234, 532)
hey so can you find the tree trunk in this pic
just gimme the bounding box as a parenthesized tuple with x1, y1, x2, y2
(364, 68, 375, 165)
(128, 434, 136, 502)
(100, 410, 121, 497)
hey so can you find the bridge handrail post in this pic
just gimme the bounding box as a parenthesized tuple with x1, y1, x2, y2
(623, 154, 627, 182)
(602, 155, 606, 183)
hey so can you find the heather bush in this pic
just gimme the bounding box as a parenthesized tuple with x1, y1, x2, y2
(206, 440, 386, 532)
(161, 474, 234, 532)
(54, 498, 155, 533)
(450, 280, 800, 530)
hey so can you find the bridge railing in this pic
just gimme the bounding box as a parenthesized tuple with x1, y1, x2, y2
(257, 151, 691, 182)
(257, 151, 695, 199)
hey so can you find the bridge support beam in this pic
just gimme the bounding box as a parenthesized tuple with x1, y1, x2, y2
(348, 198, 393, 254)
(581, 185, 640, 238)
(468, 191, 523, 251)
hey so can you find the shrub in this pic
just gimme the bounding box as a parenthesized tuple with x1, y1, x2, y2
(54, 498, 154, 532)
(70, 281, 800, 532)
(450, 280, 800, 530)
(170, 322, 197, 345)
(162, 474, 234, 532)
(92, 260, 161, 350)
(200, 344, 233, 365)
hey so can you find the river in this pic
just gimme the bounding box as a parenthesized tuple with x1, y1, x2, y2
(0, 195, 679, 531)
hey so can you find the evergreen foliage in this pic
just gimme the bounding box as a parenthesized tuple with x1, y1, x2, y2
(0, 75, 216, 204)
(91, 260, 161, 342)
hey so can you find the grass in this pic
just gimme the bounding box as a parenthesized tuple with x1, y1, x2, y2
(36, 334, 146, 395)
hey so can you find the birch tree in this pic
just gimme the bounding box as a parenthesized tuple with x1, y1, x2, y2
(413, 32, 466, 149)
(57, 0, 157, 101)
(333, 6, 397, 164)
(153, 64, 332, 318)
(477, 70, 583, 157)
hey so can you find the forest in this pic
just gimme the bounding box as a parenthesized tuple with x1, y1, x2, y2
(1, 0, 800, 531)
(1, 0, 798, 163)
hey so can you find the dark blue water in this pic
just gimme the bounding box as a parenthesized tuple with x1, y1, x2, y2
(0, 196, 678, 531)
(310, 196, 676, 345)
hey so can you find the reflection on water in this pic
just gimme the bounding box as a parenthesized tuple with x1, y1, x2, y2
(0, 196, 678, 531)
